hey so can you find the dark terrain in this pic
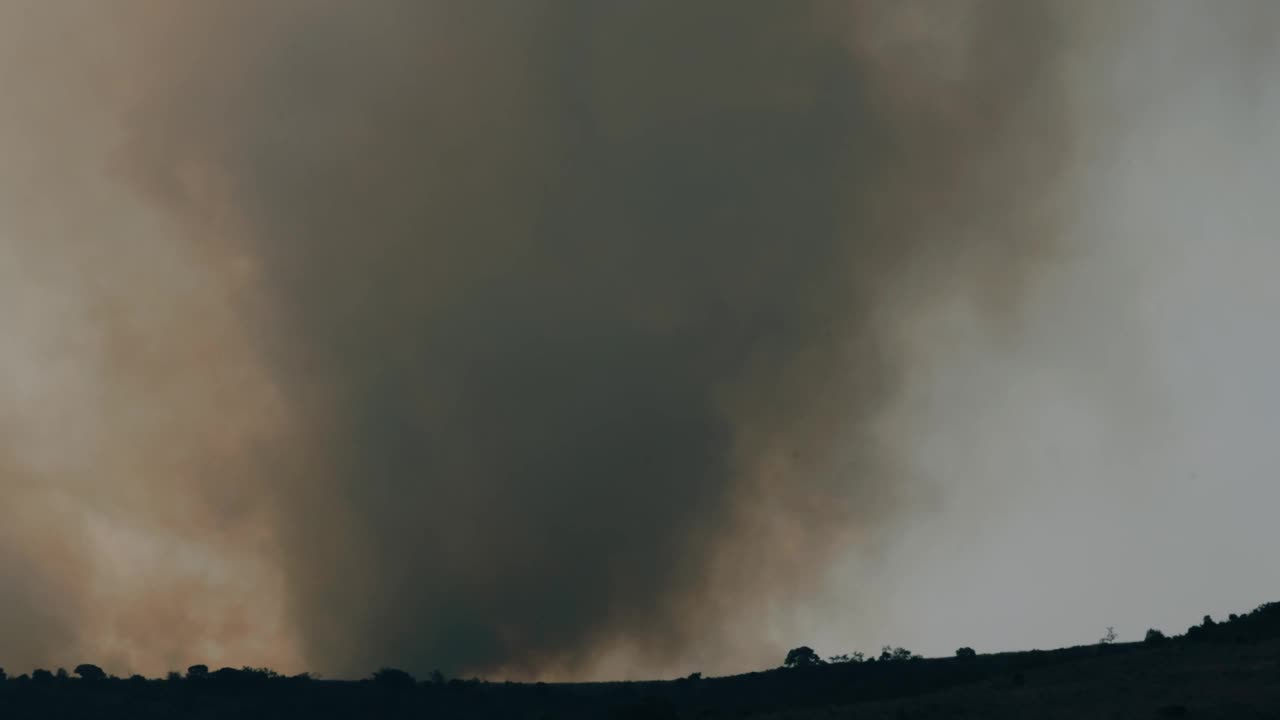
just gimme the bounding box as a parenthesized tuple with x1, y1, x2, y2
(2, 602, 1277, 719)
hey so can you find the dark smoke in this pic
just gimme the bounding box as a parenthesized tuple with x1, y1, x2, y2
(125, 1, 1073, 678)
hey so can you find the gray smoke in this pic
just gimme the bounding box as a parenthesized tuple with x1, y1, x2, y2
(122, 0, 1073, 678)
(3, 0, 1083, 679)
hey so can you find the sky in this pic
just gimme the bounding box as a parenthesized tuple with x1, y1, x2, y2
(1, 0, 1278, 681)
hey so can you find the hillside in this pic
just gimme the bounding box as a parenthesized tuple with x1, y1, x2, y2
(1, 602, 1277, 718)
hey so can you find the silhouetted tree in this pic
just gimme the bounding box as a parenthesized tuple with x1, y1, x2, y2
(783, 646, 824, 668)
(166, 671, 182, 682)
(1202, 614, 1216, 628)
(32, 669, 53, 684)
(430, 669, 446, 685)
(1144, 629, 1167, 645)
(1100, 627, 1117, 644)
(372, 667, 416, 690)
(211, 667, 245, 683)
(0, 667, 6, 681)
(238, 666, 281, 681)
(955, 647, 977, 658)
(55, 668, 69, 680)
(187, 664, 209, 679)
(879, 646, 920, 662)
(74, 664, 106, 681)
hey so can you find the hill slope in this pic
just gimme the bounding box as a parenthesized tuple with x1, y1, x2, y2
(0, 602, 1276, 718)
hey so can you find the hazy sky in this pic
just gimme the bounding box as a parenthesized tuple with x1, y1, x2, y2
(1, 1, 1278, 681)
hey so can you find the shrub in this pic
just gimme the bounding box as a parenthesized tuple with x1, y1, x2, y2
(74, 664, 107, 681)
(372, 667, 417, 690)
(1100, 627, 1117, 645)
(232, 666, 280, 682)
(1144, 629, 1167, 645)
(783, 647, 824, 668)
(879, 646, 920, 662)
(187, 664, 209, 679)
(955, 647, 977, 658)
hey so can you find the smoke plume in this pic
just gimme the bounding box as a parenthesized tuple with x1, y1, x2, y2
(11, 0, 1237, 679)
(115, 0, 1072, 678)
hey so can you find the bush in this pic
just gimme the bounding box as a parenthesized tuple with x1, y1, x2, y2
(783, 647, 824, 668)
(1144, 629, 1167, 645)
(955, 647, 977, 658)
(372, 667, 417, 690)
(74, 664, 106, 681)
(211, 666, 280, 684)
(187, 664, 209, 679)
(879, 646, 921, 662)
